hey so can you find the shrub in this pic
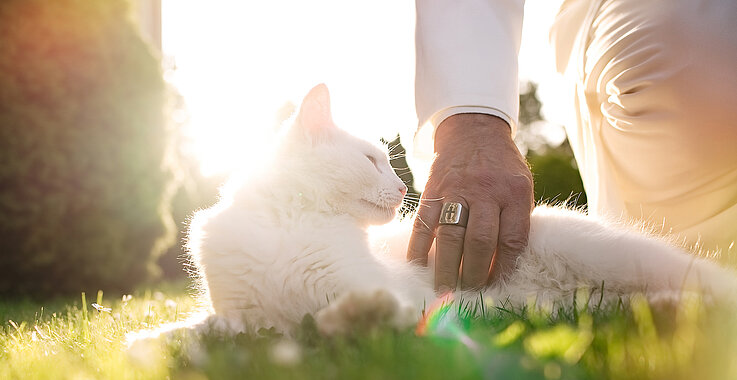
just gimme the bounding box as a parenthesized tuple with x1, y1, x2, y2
(0, 0, 174, 296)
(528, 147, 587, 208)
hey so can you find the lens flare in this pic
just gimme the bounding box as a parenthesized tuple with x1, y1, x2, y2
(416, 293, 480, 354)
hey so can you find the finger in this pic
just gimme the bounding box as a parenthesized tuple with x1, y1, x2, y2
(407, 195, 442, 266)
(488, 203, 531, 284)
(435, 222, 466, 293)
(460, 203, 500, 290)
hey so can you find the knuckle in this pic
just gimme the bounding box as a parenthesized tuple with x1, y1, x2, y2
(499, 235, 529, 255)
(496, 176, 533, 207)
(466, 232, 496, 250)
(508, 174, 533, 194)
(471, 172, 533, 205)
(441, 235, 465, 248)
(438, 226, 465, 245)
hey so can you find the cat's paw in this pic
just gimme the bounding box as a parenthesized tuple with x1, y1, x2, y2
(315, 289, 418, 336)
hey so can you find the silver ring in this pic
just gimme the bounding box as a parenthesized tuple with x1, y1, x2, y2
(438, 202, 469, 227)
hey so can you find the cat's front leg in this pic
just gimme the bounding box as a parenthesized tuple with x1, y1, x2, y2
(315, 289, 418, 336)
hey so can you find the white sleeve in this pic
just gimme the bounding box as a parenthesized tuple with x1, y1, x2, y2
(415, 0, 525, 142)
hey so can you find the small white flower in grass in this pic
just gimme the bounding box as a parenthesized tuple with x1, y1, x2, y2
(269, 339, 302, 366)
(165, 299, 177, 310)
(143, 301, 158, 318)
(153, 291, 165, 301)
(91, 303, 112, 313)
(122, 295, 133, 303)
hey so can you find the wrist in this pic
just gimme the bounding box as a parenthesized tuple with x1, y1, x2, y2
(434, 113, 513, 154)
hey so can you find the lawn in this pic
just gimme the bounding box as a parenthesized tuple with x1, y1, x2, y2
(2, 281, 736, 380)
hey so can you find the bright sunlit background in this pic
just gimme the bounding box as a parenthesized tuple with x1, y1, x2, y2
(162, 0, 565, 178)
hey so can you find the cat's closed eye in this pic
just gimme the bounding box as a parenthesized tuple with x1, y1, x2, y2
(365, 155, 380, 171)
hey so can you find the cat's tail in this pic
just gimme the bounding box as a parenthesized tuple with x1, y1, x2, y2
(527, 205, 737, 305)
(123, 311, 207, 366)
(124, 310, 210, 347)
(124, 310, 250, 366)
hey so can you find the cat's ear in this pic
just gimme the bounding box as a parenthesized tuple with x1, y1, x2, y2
(295, 84, 335, 136)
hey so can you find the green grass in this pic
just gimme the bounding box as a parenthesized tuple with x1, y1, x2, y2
(2, 282, 736, 380)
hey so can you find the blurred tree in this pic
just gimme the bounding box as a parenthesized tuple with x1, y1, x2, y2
(0, 0, 175, 296)
(156, 85, 222, 279)
(516, 81, 587, 208)
(519, 81, 544, 126)
(527, 146, 587, 208)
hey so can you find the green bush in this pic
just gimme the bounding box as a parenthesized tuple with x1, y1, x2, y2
(0, 0, 174, 296)
(517, 81, 587, 208)
(528, 146, 587, 208)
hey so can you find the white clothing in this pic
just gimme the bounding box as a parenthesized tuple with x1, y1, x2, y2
(552, 0, 737, 254)
(415, 0, 737, 254)
(414, 0, 525, 137)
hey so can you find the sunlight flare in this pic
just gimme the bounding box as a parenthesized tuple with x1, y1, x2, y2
(162, 0, 417, 177)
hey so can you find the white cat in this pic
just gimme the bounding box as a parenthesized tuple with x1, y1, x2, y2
(167, 84, 737, 338)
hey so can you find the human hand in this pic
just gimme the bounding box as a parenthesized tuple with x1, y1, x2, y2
(407, 113, 534, 292)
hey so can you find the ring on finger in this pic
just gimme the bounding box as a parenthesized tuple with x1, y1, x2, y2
(438, 202, 469, 228)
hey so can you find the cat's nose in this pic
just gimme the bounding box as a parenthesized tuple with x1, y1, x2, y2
(398, 184, 408, 196)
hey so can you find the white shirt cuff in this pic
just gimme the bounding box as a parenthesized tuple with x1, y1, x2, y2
(430, 105, 515, 139)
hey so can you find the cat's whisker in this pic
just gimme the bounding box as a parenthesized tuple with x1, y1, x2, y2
(415, 215, 433, 231)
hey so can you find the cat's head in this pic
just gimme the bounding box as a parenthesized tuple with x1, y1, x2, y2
(279, 84, 407, 225)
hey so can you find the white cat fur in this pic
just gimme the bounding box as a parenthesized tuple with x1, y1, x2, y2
(150, 84, 737, 339)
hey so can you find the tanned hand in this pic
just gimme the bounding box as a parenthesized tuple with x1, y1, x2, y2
(407, 113, 534, 292)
